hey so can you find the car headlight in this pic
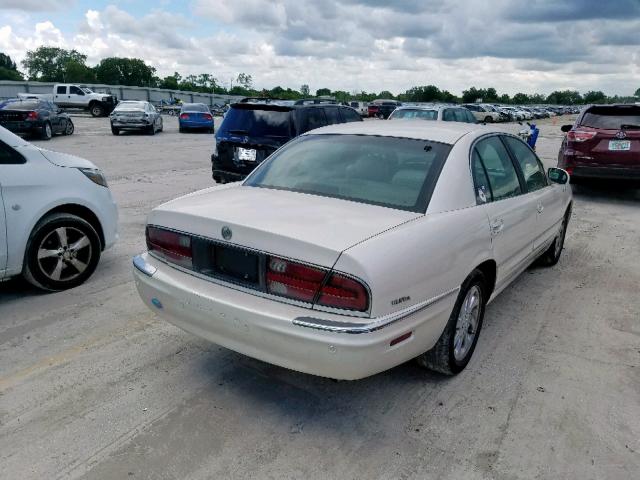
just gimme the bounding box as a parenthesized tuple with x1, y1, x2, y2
(78, 168, 108, 188)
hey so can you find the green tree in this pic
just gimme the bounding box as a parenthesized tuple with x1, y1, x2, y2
(300, 84, 310, 96)
(159, 72, 181, 90)
(94, 57, 156, 87)
(0, 52, 23, 80)
(22, 47, 88, 82)
(583, 90, 606, 104)
(316, 88, 332, 97)
(236, 73, 253, 90)
(404, 85, 442, 102)
(64, 59, 96, 83)
(462, 87, 483, 103)
(512, 92, 530, 104)
(546, 90, 582, 105)
(634, 88, 640, 98)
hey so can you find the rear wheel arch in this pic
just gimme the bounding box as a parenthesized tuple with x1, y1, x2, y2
(474, 259, 496, 300)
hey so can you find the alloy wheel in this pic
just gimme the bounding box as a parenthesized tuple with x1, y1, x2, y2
(36, 227, 92, 282)
(453, 285, 482, 361)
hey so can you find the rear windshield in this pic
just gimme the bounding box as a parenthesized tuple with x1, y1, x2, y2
(182, 103, 208, 112)
(390, 109, 437, 120)
(244, 134, 451, 212)
(581, 106, 640, 129)
(115, 102, 145, 111)
(0, 100, 40, 110)
(221, 106, 291, 138)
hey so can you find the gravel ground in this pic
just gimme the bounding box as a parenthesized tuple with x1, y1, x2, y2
(1, 115, 639, 480)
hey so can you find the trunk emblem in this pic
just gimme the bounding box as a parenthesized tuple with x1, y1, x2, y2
(615, 130, 627, 139)
(222, 226, 232, 240)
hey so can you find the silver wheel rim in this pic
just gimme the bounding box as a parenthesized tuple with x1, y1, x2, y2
(453, 285, 482, 361)
(37, 227, 92, 282)
(45, 123, 52, 138)
(554, 218, 567, 257)
(65, 121, 73, 135)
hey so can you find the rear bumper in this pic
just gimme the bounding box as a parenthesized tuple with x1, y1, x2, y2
(180, 120, 214, 128)
(571, 165, 640, 180)
(133, 252, 456, 380)
(0, 121, 40, 134)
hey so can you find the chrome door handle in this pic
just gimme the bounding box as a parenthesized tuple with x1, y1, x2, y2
(537, 203, 544, 213)
(490, 219, 504, 236)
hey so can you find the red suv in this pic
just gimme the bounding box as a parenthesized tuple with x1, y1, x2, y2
(558, 104, 640, 181)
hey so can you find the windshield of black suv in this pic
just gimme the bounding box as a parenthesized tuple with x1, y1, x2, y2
(581, 106, 640, 129)
(244, 134, 451, 213)
(390, 109, 438, 120)
(221, 105, 292, 138)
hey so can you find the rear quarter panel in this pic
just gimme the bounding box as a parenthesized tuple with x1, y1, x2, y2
(335, 206, 492, 318)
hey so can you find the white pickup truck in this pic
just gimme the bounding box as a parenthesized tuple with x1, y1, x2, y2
(18, 84, 117, 117)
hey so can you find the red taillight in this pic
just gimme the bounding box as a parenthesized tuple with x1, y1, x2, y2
(266, 256, 369, 311)
(146, 226, 192, 268)
(203, 113, 213, 120)
(27, 111, 38, 120)
(179, 113, 189, 120)
(317, 272, 369, 311)
(266, 256, 326, 303)
(567, 130, 597, 142)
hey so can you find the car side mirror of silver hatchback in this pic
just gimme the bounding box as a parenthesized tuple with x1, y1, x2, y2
(548, 167, 569, 185)
(560, 124, 572, 133)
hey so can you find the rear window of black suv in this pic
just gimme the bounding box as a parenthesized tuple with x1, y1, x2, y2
(220, 104, 293, 138)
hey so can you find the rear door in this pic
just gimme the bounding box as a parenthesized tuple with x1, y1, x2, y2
(0, 140, 26, 277)
(0, 181, 6, 277)
(471, 136, 535, 288)
(53, 85, 68, 106)
(502, 135, 563, 251)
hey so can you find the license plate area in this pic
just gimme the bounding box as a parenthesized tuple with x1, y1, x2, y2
(608, 140, 631, 151)
(236, 147, 257, 162)
(211, 244, 260, 285)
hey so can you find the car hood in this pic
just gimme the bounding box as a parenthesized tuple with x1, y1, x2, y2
(148, 185, 421, 268)
(38, 148, 97, 169)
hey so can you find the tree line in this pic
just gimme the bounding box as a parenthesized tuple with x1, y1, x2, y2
(1, 47, 639, 105)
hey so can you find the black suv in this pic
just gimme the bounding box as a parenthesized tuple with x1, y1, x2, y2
(211, 99, 363, 183)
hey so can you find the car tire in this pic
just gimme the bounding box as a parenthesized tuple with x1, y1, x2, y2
(90, 103, 105, 117)
(416, 269, 487, 375)
(111, 126, 119, 135)
(158, 119, 163, 132)
(179, 126, 185, 133)
(63, 119, 74, 136)
(147, 125, 155, 135)
(40, 122, 52, 140)
(23, 213, 102, 292)
(484, 116, 493, 123)
(538, 208, 570, 267)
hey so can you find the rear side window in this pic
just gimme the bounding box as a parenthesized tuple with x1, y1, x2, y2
(0, 141, 26, 165)
(502, 136, 548, 192)
(340, 108, 361, 123)
(56, 86, 66, 94)
(442, 109, 456, 122)
(581, 106, 640, 129)
(474, 136, 522, 201)
(471, 150, 492, 204)
(303, 108, 327, 132)
(220, 107, 292, 138)
(324, 107, 341, 125)
(464, 110, 476, 123)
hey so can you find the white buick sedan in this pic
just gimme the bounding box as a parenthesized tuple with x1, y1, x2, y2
(133, 122, 572, 380)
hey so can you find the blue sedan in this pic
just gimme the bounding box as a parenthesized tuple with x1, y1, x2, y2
(178, 103, 214, 133)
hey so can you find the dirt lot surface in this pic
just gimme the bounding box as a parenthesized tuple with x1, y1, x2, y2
(1, 115, 639, 480)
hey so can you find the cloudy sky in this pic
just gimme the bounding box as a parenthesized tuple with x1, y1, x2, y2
(0, 0, 639, 96)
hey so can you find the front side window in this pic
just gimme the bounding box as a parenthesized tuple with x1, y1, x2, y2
(474, 136, 522, 201)
(502, 136, 547, 192)
(245, 134, 451, 212)
(324, 107, 341, 125)
(340, 108, 361, 123)
(69, 86, 84, 95)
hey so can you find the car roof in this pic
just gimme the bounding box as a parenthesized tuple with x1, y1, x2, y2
(304, 120, 490, 144)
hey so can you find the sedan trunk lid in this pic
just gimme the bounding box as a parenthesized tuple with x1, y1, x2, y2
(148, 185, 421, 268)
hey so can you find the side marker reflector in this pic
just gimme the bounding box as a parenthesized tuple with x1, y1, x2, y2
(390, 331, 412, 347)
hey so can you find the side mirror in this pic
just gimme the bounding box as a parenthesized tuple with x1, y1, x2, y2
(560, 124, 573, 133)
(548, 167, 569, 185)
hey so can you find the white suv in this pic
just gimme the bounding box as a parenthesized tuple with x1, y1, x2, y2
(0, 126, 118, 290)
(462, 104, 502, 123)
